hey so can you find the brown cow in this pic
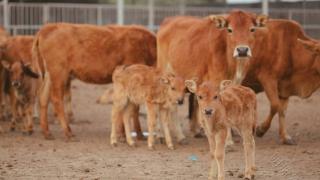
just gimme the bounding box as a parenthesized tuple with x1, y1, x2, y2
(186, 80, 257, 180)
(0, 27, 9, 119)
(240, 20, 320, 145)
(1, 60, 39, 134)
(157, 11, 267, 140)
(33, 23, 157, 140)
(298, 38, 320, 54)
(111, 64, 186, 149)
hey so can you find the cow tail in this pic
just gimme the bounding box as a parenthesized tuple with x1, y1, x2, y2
(32, 35, 45, 80)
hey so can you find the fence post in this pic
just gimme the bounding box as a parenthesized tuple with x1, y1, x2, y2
(262, 0, 268, 15)
(117, 0, 124, 25)
(97, 6, 102, 25)
(148, 0, 154, 30)
(43, 4, 49, 24)
(3, 0, 9, 32)
(179, 0, 186, 15)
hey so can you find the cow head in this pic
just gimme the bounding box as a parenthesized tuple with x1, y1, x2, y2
(1, 61, 39, 88)
(161, 73, 186, 105)
(185, 80, 232, 120)
(209, 10, 268, 84)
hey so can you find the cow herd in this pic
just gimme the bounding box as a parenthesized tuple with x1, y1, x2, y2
(0, 10, 319, 180)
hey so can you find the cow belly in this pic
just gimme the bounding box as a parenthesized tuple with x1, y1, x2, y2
(72, 70, 112, 84)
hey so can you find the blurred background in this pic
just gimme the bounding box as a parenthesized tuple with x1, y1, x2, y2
(1, 0, 319, 38)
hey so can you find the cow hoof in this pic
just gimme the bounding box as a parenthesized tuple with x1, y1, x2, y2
(148, 145, 155, 151)
(178, 138, 189, 145)
(111, 142, 118, 147)
(255, 126, 266, 137)
(168, 145, 175, 150)
(66, 136, 79, 142)
(282, 138, 297, 145)
(44, 134, 55, 140)
(128, 142, 137, 147)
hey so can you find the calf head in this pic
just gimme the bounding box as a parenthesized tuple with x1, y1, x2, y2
(161, 73, 186, 105)
(1, 61, 39, 89)
(185, 79, 232, 120)
(210, 10, 268, 84)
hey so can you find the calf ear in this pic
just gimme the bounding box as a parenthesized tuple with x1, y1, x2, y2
(1, 61, 11, 70)
(185, 80, 197, 93)
(255, 14, 268, 27)
(219, 80, 232, 91)
(160, 76, 169, 84)
(23, 65, 39, 79)
(208, 15, 227, 28)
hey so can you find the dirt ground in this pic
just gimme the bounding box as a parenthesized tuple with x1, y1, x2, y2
(0, 80, 320, 180)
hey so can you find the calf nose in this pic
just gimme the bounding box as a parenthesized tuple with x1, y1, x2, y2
(177, 98, 184, 105)
(236, 46, 249, 57)
(204, 109, 213, 115)
(12, 81, 21, 88)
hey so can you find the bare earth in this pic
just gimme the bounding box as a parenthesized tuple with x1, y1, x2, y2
(0, 80, 320, 180)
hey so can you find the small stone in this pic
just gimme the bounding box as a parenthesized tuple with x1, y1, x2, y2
(83, 168, 90, 173)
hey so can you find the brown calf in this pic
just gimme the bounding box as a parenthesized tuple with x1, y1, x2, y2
(186, 80, 256, 180)
(111, 64, 186, 150)
(1, 61, 39, 134)
(33, 23, 156, 140)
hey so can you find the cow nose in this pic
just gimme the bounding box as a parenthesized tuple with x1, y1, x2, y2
(177, 99, 184, 105)
(204, 109, 213, 115)
(12, 81, 21, 88)
(236, 46, 249, 57)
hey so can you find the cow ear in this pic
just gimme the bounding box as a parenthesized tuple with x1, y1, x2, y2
(256, 14, 268, 27)
(185, 80, 197, 93)
(1, 61, 11, 70)
(208, 15, 227, 28)
(23, 65, 39, 79)
(219, 80, 232, 91)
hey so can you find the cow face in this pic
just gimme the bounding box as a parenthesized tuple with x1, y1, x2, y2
(185, 80, 232, 120)
(210, 11, 268, 84)
(1, 61, 39, 89)
(161, 73, 186, 105)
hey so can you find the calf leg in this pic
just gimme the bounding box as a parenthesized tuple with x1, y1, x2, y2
(170, 105, 187, 144)
(123, 103, 136, 147)
(64, 78, 74, 123)
(242, 129, 256, 180)
(132, 105, 144, 140)
(146, 102, 157, 150)
(110, 104, 124, 146)
(225, 128, 234, 146)
(189, 95, 203, 138)
(214, 129, 227, 180)
(24, 105, 34, 135)
(9, 90, 18, 131)
(160, 108, 174, 150)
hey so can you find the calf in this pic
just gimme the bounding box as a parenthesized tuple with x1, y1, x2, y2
(110, 64, 186, 150)
(1, 61, 39, 134)
(186, 80, 256, 180)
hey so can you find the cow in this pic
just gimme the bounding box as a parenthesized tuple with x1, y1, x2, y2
(157, 10, 267, 142)
(186, 80, 257, 180)
(33, 23, 157, 140)
(0, 27, 9, 119)
(1, 60, 39, 134)
(241, 20, 320, 145)
(298, 38, 320, 54)
(110, 64, 186, 150)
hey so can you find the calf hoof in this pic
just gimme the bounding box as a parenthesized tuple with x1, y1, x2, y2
(111, 142, 118, 147)
(282, 138, 297, 145)
(148, 145, 155, 151)
(10, 126, 15, 132)
(44, 133, 55, 140)
(118, 136, 126, 143)
(194, 132, 205, 138)
(128, 141, 137, 147)
(22, 130, 33, 136)
(178, 138, 189, 145)
(168, 145, 175, 150)
(255, 126, 266, 137)
(65, 135, 79, 142)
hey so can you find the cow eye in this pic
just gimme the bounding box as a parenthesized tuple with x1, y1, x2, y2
(213, 95, 218, 100)
(227, 28, 233, 33)
(171, 87, 176, 90)
(198, 95, 202, 100)
(250, 28, 256, 33)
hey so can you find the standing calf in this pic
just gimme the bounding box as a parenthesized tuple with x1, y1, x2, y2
(186, 80, 257, 180)
(2, 61, 39, 134)
(111, 64, 186, 150)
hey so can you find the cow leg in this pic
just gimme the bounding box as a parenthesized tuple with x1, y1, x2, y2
(64, 78, 74, 123)
(146, 102, 157, 150)
(256, 77, 279, 137)
(278, 98, 295, 145)
(0, 67, 4, 120)
(170, 105, 187, 145)
(50, 80, 74, 140)
(24, 105, 34, 135)
(160, 108, 174, 150)
(132, 105, 144, 140)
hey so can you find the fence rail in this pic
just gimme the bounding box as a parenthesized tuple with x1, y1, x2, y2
(1, 2, 320, 38)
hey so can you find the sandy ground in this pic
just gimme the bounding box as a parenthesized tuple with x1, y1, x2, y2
(0, 80, 320, 180)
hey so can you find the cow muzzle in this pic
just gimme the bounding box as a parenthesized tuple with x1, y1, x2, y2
(233, 45, 252, 58)
(203, 108, 215, 117)
(177, 98, 184, 105)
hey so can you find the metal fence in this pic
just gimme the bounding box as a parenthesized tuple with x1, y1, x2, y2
(1, 2, 320, 38)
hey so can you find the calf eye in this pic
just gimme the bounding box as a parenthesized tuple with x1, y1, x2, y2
(227, 28, 233, 33)
(171, 87, 176, 90)
(250, 28, 256, 33)
(213, 95, 218, 100)
(198, 95, 202, 100)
